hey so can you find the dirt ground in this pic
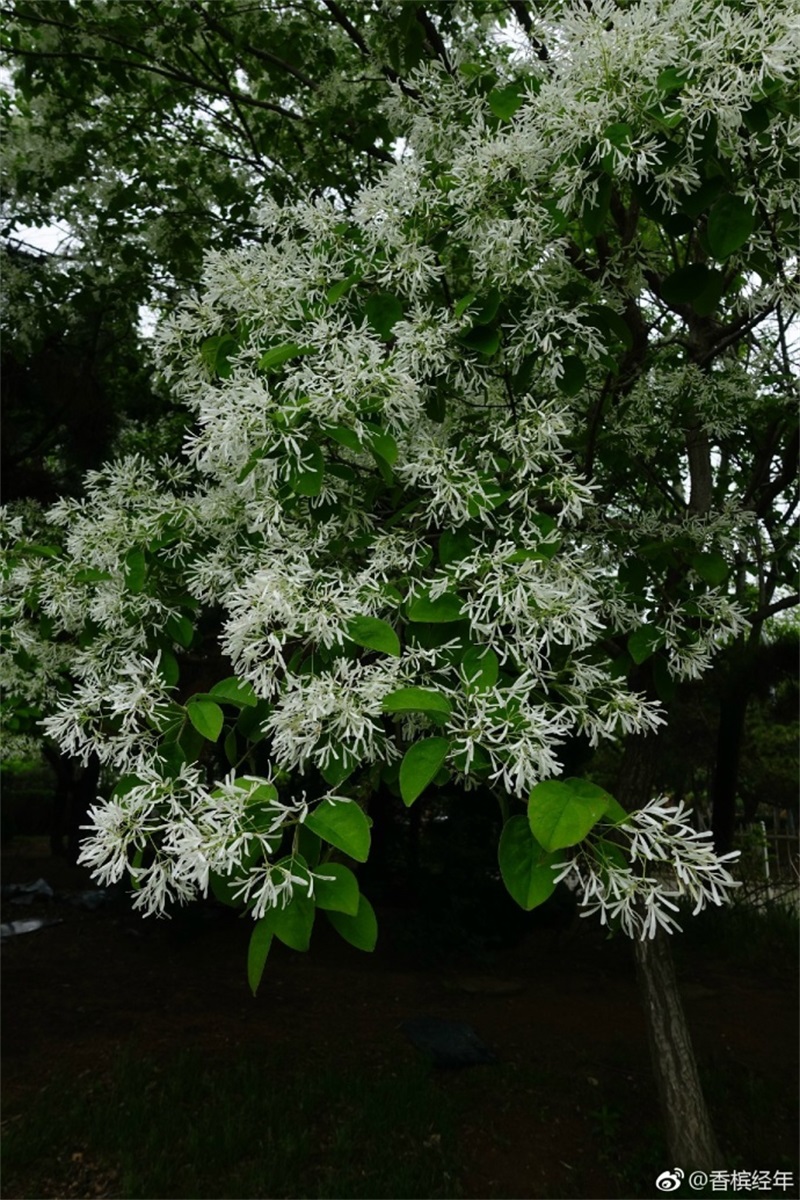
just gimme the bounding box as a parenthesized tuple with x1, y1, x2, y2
(2, 838, 798, 1200)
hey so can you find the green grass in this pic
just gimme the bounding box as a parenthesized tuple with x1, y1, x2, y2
(2, 1048, 463, 1199)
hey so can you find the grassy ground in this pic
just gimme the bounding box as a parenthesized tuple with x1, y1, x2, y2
(2, 1049, 463, 1199)
(2, 838, 797, 1200)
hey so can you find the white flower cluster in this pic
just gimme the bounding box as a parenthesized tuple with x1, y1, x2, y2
(554, 799, 741, 939)
(77, 767, 322, 919)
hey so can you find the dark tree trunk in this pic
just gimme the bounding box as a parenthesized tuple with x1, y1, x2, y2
(617, 731, 721, 1171)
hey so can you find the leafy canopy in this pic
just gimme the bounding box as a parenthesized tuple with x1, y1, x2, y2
(1, 0, 797, 978)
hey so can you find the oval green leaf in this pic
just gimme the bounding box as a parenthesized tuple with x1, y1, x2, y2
(407, 591, 464, 622)
(488, 82, 526, 121)
(313, 863, 359, 916)
(209, 676, 259, 707)
(289, 441, 324, 497)
(556, 355, 586, 396)
(528, 778, 611, 852)
(186, 697, 225, 742)
(692, 551, 729, 586)
(399, 737, 450, 806)
(346, 616, 401, 657)
(627, 624, 663, 665)
(272, 891, 315, 952)
(707, 195, 755, 260)
(498, 815, 558, 910)
(365, 292, 403, 340)
(304, 799, 371, 862)
(124, 548, 146, 594)
(460, 646, 499, 692)
(382, 687, 452, 717)
(257, 342, 308, 373)
(325, 894, 378, 951)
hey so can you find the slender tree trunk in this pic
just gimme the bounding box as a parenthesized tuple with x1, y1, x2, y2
(617, 732, 721, 1171)
(633, 934, 720, 1169)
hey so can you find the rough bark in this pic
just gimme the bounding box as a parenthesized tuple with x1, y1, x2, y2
(634, 932, 721, 1170)
(617, 731, 721, 1171)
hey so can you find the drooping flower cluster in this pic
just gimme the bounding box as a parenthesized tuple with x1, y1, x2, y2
(553, 799, 742, 939)
(77, 766, 322, 919)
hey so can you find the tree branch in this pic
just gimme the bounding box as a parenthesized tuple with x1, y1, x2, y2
(749, 593, 800, 623)
(415, 6, 454, 74)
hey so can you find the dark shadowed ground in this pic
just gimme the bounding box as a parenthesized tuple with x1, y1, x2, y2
(2, 838, 798, 1200)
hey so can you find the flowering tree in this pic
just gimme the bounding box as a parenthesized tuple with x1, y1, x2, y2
(2, 0, 797, 1172)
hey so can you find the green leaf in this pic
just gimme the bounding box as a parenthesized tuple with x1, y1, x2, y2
(224, 728, 239, 767)
(209, 676, 259, 707)
(236, 698, 270, 741)
(165, 613, 193, 649)
(598, 794, 629, 825)
(556, 355, 586, 396)
(186, 697, 225, 742)
(407, 591, 464, 622)
(692, 550, 729, 585)
(459, 324, 501, 357)
(584, 175, 612, 236)
(257, 342, 309, 373)
(158, 650, 180, 688)
(296, 825, 321, 868)
(528, 778, 611, 852)
(365, 428, 398, 467)
(438, 529, 475, 565)
(289, 441, 324, 497)
(586, 305, 634, 352)
(273, 890, 315, 952)
(382, 687, 452, 717)
(124, 548, 146, 594)
(399, 737, 450, 806)
(498, 816, 558, 910)
(326, 274, 360, 304)
(657, 67, 689, 93)
(305, 799, 371, 862)
(313, 863, 359, 915)
(679, 177, 725, 219)
(247, 916, 274, 996)
(707, 195, 755, 260)
(75, 567, 112, 584)
(627, 624, 663, 665)
(365, 292, 403, 340)
(111, 774, 144, 799)
(603, 121, 632, 149)
(473, 289, 502, 325)
(324, 424, 362, 454)
(319, 747, 357, 787)
(660, 265, 725, 315)
(325, 894, 378, 951)
(346, 615, 401, 657)
(201, 334, 237, 379)
(460, 646, 499, 692)
(488, 82, 526, 121)
(454, 292, 477, 319)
